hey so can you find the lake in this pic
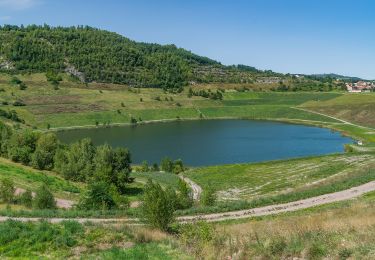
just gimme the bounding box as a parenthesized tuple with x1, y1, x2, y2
(56, 120, 353, 166)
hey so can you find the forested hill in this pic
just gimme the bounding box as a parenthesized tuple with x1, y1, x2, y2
(0, 25, 277, 89)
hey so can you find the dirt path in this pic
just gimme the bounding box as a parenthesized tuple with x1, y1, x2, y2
(3, 180, 375, 224)
(179, 175, 202, 200)
(177, 180, 375, 222)
(15, 188, 74, 209)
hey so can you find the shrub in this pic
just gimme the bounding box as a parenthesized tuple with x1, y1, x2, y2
(0, 121, 13, 156)
(176, 179, 193, 209)
(13, 100, 26, 106)
(172, 159, 185, 174)
(18, 189, 33, 208)
(19, 82, 27, 90)
(34, 184, 56, 209)
(54, 138, 96, 181)
(10, 76, 22, 85)
(93, 145, 132, 193)
(179, 221, 215, 257)
(140, 160, 149, 172)
(151, 163, 159, 172)
(344, 144, 354, 153)
(160, 157, 173, 172)
(78, 181, 117, 210)
(31, 133, 59, 170)
(142, 179, 175, 231)
(130, 116, 137, 124)
(8, 130, 39, 164)
(0, 179, 15, 203)
(201, 186, 216, 206)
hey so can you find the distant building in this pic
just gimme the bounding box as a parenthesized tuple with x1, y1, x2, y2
(346, 81, 374, 93)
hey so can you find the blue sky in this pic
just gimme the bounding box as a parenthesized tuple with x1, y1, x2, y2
(1, 0, 374, 79)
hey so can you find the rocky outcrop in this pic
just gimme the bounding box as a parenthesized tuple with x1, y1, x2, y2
(64, 62, 86, 82)
(0, 56, 14, 70)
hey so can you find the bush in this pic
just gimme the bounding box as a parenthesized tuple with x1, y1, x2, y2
(201, 186, 216, 206)
(0, 121, 13, 156)
(160, 157, 173, 172)
(0, 179, 15, 203)
(31, 133, 58, 170)
(176, 179, 193, 209)
(142, 179, 175, 231)
(93, 145, 132, 193)
(151, 163, 159, 172)
(54, 138, 96, 181)
(18, 189, 33, 208)
(13, 100, 26, 106)
(344, 144, 354, 153)
(34, 184, 56, 209)
(140, 160, 149, 172)
(179, 221, 215, 257)
(7, 130, 39, 164)
(172, 159, 185, 174)
(19, 82, 27, 90)
(78, 181, 118, 210)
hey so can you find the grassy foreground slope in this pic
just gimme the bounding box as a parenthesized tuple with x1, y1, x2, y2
(190, 191, 375, 259)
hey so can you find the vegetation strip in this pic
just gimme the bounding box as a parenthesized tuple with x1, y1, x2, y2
(1, 180, 375, 224)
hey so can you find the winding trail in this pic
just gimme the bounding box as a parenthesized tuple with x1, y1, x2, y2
(177, 180, 375, 222)
(179, 175, 202, 201)
(3, 180, 375, 224)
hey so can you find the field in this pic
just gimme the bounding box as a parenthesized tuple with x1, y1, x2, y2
(302, 93, 375, 128)
(185, 153, 375, 201)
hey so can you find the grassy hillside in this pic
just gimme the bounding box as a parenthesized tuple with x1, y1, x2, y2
(0, 73, 342, 128)
(0, 158, 81, 200)
(185, 153, 375, 201)
(301, 93, 375, 128)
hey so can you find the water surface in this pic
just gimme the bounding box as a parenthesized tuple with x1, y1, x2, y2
(57, 120, 352, 166)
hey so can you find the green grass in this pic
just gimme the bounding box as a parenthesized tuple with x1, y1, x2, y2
(86, 243, 192, 260)
(0, 158, 81, 199)
(223, 91, 341, 104)
(178, 157, 375, 215)
(131, 172, 181, 189)
(125, 172, 183, 202)
(185, 153, 374, 201)
(200, 105, 340, 122)
(0, 219, 190, 259)
(0, 220, 85, 258)
(301, 93, 375, 128)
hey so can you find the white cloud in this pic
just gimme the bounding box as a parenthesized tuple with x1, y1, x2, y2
(0, 15, 11, 20)
(0, 0, 39, 10)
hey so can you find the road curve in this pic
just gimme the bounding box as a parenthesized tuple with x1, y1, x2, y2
(2, 181, 375, 224)
(179, 175, 202, 201)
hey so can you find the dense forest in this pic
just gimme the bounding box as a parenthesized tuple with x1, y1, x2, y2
(0, 25, 279, 89)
